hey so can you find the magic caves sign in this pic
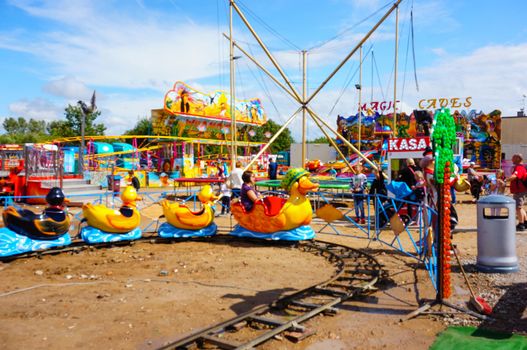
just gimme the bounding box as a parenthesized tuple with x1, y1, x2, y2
(418, 97, 472, 110)
(359, 97, 472, 112)
(388, 137, 430, 152)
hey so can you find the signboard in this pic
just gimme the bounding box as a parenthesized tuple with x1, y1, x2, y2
(163, 81, 267, 125)
(418, 97, 472, 110)
(388, 137, 430, 153)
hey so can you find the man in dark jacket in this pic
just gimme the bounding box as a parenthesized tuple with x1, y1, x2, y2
(268, 158, 278, 180)
(397, 158, 418, 188)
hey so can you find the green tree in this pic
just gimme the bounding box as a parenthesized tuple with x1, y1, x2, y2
(3, 117, 46, 135)
(28, 119, 46, 134)
(307, 136, 330, 144)
(46, 120, 75, 138)
(3, 117, 27, 134)
(254, 119, 293, 153)
(48, 104, 106, 138)
(124, 117, 153, 136)
(2, 117, 48, 143)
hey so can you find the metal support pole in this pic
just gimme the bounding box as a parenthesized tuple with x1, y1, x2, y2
(307, 110, 356, 174)
(229, 0, 237, 169)
(358, 45, 362, 152)
(302, 50, 307, 168)
(222, 34, 301, 104)
(307, 107, 378, 171)
(243, 107, 302, 172)
(393, 4, 399, 135)
(79, 110, 85, 177)
(231, 0, 302, 102)
(306, 0, 403, 105)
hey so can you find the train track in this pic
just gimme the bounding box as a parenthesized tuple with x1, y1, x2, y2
(0, 234, 383, 349)
(156, 238, 382, 350)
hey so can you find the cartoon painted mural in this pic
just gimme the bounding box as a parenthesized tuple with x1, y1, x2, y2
(336, 109, 501, 169)
(164, 81, 267, 125)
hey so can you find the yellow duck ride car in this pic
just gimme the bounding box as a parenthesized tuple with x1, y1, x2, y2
(230, 168, 319, 240)
(158, 185, 219, 237)
(81, 186, 142, 243)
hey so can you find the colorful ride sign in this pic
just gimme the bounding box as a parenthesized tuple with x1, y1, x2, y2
(387, 137, 430, 152)
(164, 81, 267, 126)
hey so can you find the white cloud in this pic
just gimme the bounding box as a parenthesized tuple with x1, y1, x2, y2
(431, 47, 447, 57)
(400, 43, 527, 116)
(1, 1, 224, 90)
(43, 76, 92, 99)
(97, 94, 162, 135)
(8, 98, 63, 121)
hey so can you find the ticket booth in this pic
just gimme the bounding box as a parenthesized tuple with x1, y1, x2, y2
(387, 135, 464, 180)
(387, 137, 431, 181)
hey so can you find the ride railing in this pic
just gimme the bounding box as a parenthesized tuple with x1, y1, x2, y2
(0, 187, 439, 289)
(311, 190, 439, 289)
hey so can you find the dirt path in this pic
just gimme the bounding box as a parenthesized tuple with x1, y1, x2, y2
(1, 192, 525, 349)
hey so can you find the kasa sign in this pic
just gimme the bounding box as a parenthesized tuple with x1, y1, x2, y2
(388, 137, 430, 152)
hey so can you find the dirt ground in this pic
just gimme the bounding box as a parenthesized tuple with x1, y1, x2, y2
(0, 192, 525, 349)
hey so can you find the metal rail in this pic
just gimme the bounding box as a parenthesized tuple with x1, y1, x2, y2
(156, 239, 382, 350)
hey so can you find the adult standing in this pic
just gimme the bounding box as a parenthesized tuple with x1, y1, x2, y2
(509, 154, 527, 231)
(217, 160, 225, 179)
(489, 169, 506, 216)
(228, 161, 244, 199)
(350, 164, 368, 224)
(370, 167, 387, 217)
(268, 157, 278, 180)
(397, 158, 418, 188)
(420, 147, 437, 209)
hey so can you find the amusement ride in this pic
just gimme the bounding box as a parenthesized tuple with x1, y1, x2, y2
(0, 0, 497, 347)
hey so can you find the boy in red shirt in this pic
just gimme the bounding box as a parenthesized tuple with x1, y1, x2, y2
(509, 153, 527, 231)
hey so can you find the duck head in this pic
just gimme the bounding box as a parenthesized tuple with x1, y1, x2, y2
(281, 168, 319, 195)
(121, 186, 140, 206)
(46, 187, 66, 207)
(197, 185, 219, 204)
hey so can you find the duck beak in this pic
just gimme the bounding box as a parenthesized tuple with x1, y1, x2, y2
(298, 176, 319, 195)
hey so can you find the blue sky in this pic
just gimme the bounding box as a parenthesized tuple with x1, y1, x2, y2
(1, 0, 527, 142)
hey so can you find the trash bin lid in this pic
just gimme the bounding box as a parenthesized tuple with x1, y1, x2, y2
(477, 194, 515, 204)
